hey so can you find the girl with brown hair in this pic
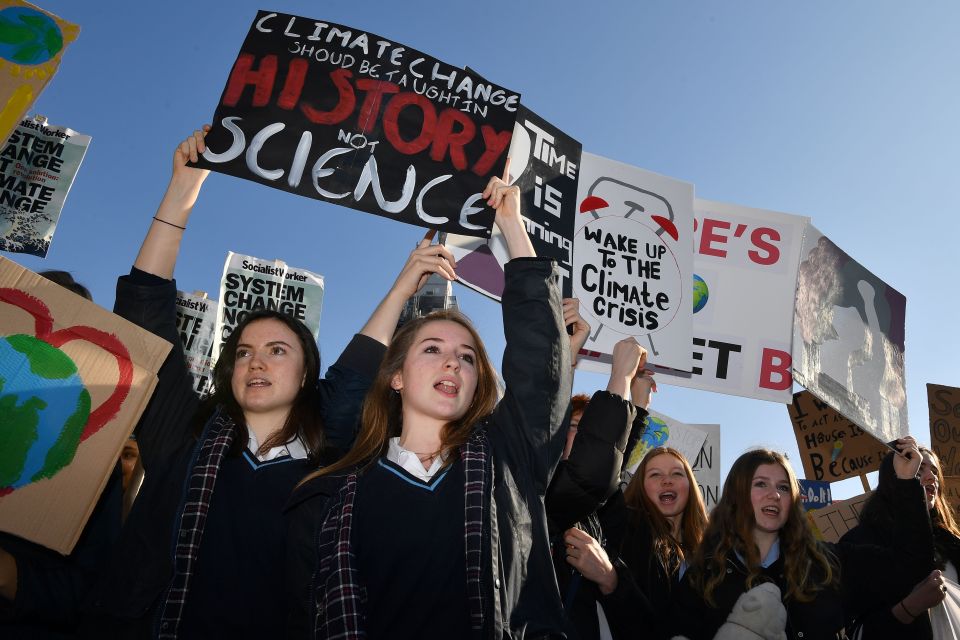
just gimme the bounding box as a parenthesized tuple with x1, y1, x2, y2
(286, 170, 574, 639)
(676, 442, 928, 640)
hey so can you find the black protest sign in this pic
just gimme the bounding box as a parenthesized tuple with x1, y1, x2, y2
(194, 12, 520, 237)
(929, 383, 960, 477)
(788, 390, 889, 483)
(448, 101, 580, 299)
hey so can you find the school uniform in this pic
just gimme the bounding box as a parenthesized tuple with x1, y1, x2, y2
(84, 268, 383, 639)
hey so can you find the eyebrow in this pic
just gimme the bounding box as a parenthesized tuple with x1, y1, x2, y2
(236, 340, 294, 349)
(418, 337, 476, 352)
(752, 475, 788, 483)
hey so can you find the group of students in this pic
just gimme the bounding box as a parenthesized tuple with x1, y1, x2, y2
(0, 127, 956, 640)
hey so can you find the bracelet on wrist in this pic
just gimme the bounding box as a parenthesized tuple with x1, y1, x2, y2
(900, 599, 918, 619)
(153, 216, 186, 230)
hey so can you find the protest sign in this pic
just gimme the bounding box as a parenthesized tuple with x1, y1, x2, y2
(929, 383, 960, 477)
(808, 491, 871, 544)
(624, 410, 707, 476)
(943, 477, 960, 520)
(0, 2, 78, 144)
(0, 115, 90, 257)
(445, 104, 579, 299)
(194, 11, 519, 237)
(798, 479, 833, 511)
(573, 153, 694, 373)
(176, 290, 217, 396)
(212, 252, 324, 361)
(0, 256, 169, 553)
(789, 390, 889, 483)
(792, 226, 908, 443)
(691, 425, 721, 509)
(655, 200, 807, 403)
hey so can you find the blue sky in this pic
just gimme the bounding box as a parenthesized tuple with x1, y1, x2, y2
(9, 0, 959, 500)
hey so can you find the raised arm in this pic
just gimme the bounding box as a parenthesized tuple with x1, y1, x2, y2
(319, 232, 459, 453)
(134, 126, 210, 278)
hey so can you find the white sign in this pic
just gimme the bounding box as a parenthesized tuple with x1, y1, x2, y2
(691, 425, 721, 510)
(573, 153, 694, 373)
(175, 290, 217, 396)
(657, 199, 808, 403)
(624, 410, 707, 477)
(792, 226, 908, 443)
(212, 252, 325, 362)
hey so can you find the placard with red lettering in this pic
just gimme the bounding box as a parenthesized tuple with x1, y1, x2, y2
(572, 153, 694, 373)
(655, 199, 808, 402)
(193, 12, 520, 237)
(792, 226, 908, 443)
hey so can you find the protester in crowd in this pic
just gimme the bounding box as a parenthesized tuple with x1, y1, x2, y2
(286, 166, 573, 638)
(674, 441, 930, 640)
(577, 446, 708, 640)
(85, 127, 455, 638)
(841, 446, 954, 638)
(0, 271, 125, 639)
(545, 335, 653, 640)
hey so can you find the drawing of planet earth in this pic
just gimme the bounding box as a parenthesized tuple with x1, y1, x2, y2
(693, 274, 709, 313)
(0, 6, 63, 65)
(627, 415, 671, 470)
(0, 334, 90, 492)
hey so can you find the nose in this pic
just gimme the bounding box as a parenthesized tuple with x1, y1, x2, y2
(248, 351, 265, 370)
(443, 353, 460, 371)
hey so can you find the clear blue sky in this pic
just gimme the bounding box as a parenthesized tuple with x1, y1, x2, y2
(9, 0, 959, 500)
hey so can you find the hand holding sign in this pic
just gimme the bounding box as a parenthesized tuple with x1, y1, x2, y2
(892, 436, 922, 479)
(485, 158, 534, 259)
(392, 230, 457, 300)
(563, 298, 590, 365)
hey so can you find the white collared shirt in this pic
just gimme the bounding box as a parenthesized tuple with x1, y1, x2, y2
(247, 432, 308, 462)
(387, 437, 446, 482)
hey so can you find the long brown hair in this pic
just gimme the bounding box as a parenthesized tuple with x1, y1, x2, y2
(623, 447, 707, 575)
(302, 310, 499, 483)
(920, 447, 960, 538)
(689, 449, 836, 606)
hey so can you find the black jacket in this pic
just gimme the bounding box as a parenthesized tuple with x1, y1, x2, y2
(544, 391, 641, 640)
(286, 258, 572, 639)
(85, 270, 382, 638)
(841, 452, 939, 640)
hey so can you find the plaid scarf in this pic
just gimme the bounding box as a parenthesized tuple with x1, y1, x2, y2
(314, 425, 490, 639)
(157, 409, 236, 639)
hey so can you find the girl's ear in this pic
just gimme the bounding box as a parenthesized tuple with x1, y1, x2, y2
(391, 372, 402, 391)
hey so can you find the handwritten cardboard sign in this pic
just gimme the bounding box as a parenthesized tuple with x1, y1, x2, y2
(194, 12, 519, 237)
(808, 491, 871, 544)
(788, 390, 890, 482)
(929, 383, 960, 477)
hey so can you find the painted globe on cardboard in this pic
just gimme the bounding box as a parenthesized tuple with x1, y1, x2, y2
(692, 274, 709, 313)
(0, 334, 90, 491)
(0, 6, 63, 65)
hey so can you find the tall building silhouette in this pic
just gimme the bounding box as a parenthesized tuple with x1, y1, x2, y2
(398, 273, 459, 328)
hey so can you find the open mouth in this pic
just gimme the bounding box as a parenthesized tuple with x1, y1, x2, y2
(247, 378, 270, 387)
(658, 491, 677, 505)
(761, 506, 780, 517)
(924, 484, 937, 498)
(435, 380, 459, 396)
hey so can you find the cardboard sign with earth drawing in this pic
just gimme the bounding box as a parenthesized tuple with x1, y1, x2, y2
(0, 257, 170, 553)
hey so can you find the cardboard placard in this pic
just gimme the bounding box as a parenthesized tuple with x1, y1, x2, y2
(929, 383, 960, 477)
(193, 11, 520, 237)
(623, 410, 707, 483)
(808, 491, 871, 544)
(573, 152, 694, 373)
(942, 476, 960, 521)
(446, 104, 580, 299)
(789, 390, 890, 483)
(792, 226, 908, 443)
(656, 200, 808, 403)
(0, 257, 170, 553)
(0, 115, 90, 257)
(0, 2, 79, 145)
